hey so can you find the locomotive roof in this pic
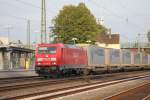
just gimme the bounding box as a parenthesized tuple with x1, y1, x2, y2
(37, 43, 81, 49)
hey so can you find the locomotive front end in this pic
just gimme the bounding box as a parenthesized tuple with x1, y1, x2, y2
(35, 44, 61, 77)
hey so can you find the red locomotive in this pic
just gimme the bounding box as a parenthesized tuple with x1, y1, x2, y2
(35, 43, 87, 77)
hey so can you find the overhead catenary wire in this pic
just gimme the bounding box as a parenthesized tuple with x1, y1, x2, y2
(88, 0, 126, 20)
(0, 0, 148, 44)
(88, 0, 148, 43)
(15, 0, 55, 16)
(15, 0, 41, 9)
(89, 0, 146, 31)
(0, 0, 48, 24)
(0, 1, 40, 22)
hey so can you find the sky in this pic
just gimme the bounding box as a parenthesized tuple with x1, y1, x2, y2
(0, 0, 149, 44)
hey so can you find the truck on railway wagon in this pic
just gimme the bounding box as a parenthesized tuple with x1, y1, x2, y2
(35, 43, 150, 78)
(84, 45, 107, 73)
(84, 46, 121, 73)
(141, 52, 149, 69)
(120, 49, 132, 70)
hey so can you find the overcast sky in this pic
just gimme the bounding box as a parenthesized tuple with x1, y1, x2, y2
(0, 0, 149, 44)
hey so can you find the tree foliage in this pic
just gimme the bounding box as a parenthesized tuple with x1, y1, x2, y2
(52, 3, 106, 44)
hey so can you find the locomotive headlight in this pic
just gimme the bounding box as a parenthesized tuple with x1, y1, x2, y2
(50, 58, 56, 61)
(37, 58, 43, 61)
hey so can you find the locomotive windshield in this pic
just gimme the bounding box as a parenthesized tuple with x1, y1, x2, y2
(38, 47, 56, 54)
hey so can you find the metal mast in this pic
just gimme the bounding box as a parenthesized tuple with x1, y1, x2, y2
(27, 19, 30, 48)
(41, 0, 47, 43)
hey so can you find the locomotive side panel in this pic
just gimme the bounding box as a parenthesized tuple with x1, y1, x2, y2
(62, 48, 87, 69)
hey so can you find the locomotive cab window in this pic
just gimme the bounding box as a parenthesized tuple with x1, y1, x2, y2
(38, 47, 56, 54)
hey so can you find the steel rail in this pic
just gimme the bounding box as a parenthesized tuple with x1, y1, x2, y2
(9, 74, 150, 100)
(0, 76, 82, 93)
(142, 94, 150, 100)
(0, 71, 147, 92)
(0, 70, 148, 85)
(0, 76, 41, 84)
(103, 82, 150, 100)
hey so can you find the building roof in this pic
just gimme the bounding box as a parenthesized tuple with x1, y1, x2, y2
(0, 37, 9, 45)
(96, 34, 120, 44)
(0, 46, 34, 53)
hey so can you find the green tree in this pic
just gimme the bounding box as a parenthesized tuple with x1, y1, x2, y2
(52, 3, 106, 44)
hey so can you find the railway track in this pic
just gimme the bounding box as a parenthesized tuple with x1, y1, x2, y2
(0, 71, 150, 99)
(0, 76, 41, 84)
(0, 76, 82, 93)
(4, 74, 150, 100)
(104, 82, 150, 100)
(143, 95, 150, 100)
(0, 71, 149, 93)
(0, 70, 148, 85)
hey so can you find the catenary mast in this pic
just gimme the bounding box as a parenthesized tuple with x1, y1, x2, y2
(41, 0, 47, 43)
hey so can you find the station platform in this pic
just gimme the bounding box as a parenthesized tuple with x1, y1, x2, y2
(0, 69, 38, 79)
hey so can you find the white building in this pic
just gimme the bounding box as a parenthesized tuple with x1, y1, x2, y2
(0, 37, 9, 45)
